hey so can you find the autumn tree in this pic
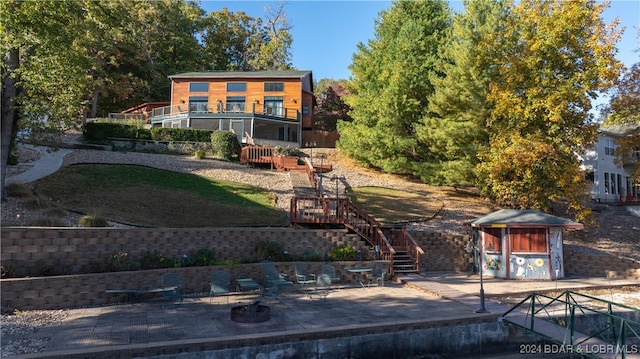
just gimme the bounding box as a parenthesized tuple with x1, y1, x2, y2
(339, 0, 451, 175)
(476, 0, 623, 219)
(603, 63, 640, 181)
(416, 0, 510, 185)
(313, 79, 352, 131)
(246, 2, 293, 70)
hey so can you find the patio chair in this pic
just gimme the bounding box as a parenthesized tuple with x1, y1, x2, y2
(321, 263, 341, 285)
(368, 262, 386, 287)
(161, 272, 183, 301)
(261, 261, 293, 296)
(209, 269, 230, 304)
(314, 273, 332, 300)
(294, 263, 316, 296)
(294, 263, 316, 286)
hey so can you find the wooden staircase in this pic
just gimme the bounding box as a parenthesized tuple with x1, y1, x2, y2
(382, 227, 422, 275)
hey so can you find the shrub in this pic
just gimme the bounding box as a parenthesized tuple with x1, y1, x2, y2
(181, 248, 216, 267)
(255, 240, 291, 262)
(78, 214, 108, 227)
(329, 244, 356, 261)
(195, 150, 206, 159)
(300, 250, 325, 261)
(151, 127, 214, 142)
(107, 252, 137, 272)
(211, 131, 240, 160)
(140, 251, 175, 269)
(83, 122, 140, 141)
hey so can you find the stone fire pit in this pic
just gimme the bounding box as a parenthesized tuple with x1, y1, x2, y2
(230, 301, 270, 323)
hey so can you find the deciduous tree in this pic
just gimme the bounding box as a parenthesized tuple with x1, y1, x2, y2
(477, 0, 623, 219)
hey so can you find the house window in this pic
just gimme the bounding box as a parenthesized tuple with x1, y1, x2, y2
(227, 82, 246, 92)
(604, 139, 616, 156)
(189, 96, 208, 112)
(263, 96, 283, 116)
(482, 228, 502, 253)
(264, 82, 284, 92)
(510, 228, 547, 253)
(226, 96, 245, 112)
(604, 172, 610, 194)
(189, 82, 209, 92)
(302, 105, 309, 115)
(585, 171, 594, 183)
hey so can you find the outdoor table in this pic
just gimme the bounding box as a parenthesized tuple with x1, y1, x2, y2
(346, 266, 372, 287)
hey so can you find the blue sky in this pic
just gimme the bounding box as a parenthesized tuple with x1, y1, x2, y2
(200, 0, 639, 81)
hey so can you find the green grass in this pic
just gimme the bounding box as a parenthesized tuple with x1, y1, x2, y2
(34, 164, 288, 227)
(347, 186, 443, 224)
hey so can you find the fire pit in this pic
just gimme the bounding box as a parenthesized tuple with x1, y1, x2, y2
(230, 301, 270, 323)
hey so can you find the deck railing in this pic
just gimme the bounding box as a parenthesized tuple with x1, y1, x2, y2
(290, 197, 399, 275)
(150, 102, 299, 122)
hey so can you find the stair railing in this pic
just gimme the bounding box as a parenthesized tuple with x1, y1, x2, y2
(398, 228, 424, 272)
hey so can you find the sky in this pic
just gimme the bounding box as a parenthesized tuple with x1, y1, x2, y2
(200, 0, 639, 81)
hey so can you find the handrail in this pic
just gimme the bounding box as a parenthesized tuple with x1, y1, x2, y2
(290, 196, 396, 273)
(150, 102, 299, 121)
(399, 228, 424, 272)
(501, 290, 640, 358)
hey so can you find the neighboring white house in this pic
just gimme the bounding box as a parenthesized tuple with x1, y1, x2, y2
(580, 123, 639, 203)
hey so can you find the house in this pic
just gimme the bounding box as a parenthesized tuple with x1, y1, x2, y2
(580, 123, 640, 203)
(148, 70, 314, 147)
(468, 209, 584, 280)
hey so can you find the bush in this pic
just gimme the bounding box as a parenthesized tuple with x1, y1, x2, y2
(106, 252, 137, 272)
(329, 244, 356, 261)
(255, 240, 291, 262)
(83, 122, 140, 141)
(195, 150, 206, 159)
(181, 248, 216, 267)
(140, 251, 175, 269)
(78, 214, 108, 227)
(150, 127, 214, 142)
(211, 131, 240, 160)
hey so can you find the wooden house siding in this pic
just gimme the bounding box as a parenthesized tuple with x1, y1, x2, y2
(170, 77, 308, 118)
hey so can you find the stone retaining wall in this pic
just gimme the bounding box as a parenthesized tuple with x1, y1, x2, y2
(1, 227, 638, 311)
(0, 227, 369, 277)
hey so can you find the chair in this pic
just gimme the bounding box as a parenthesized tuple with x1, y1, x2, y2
(294, 263, 316, 286)
(321, 263, 340, 285)
(294, 263, 316, 297)
(161, 272, 182, 301)
(368, 262, 386, 287)
(261, 261, 293, 296)
(314, 273, 332, 300)
(209, 269, 230, 304)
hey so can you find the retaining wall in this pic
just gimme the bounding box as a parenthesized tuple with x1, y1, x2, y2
(1, 227, 638, 311)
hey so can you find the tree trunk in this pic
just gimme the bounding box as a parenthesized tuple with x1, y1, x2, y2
(90, 91, 99, 119)
(1, 48, 20, 202)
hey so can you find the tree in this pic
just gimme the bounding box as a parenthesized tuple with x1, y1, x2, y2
(416, 0, 510, 185)
(339, 0, 451, 175)
(1, 0, 87, 201)
(246, 2, 293, 70)
(476, 0, 623, 220)
(313, 79, 352, 131)
(603, 63, 640, 182)
(201, 7, 262, 70)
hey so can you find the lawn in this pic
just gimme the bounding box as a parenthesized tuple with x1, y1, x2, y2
(33, 164, 289, 227)
(346, 186, 443, 224)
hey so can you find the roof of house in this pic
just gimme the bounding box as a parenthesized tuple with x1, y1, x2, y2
(469, 209, 584, 229)
(599, 122, 640, 137)
(168, 70, 312, 80)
